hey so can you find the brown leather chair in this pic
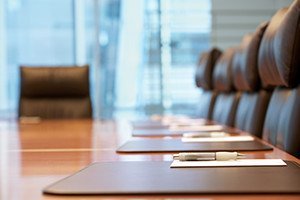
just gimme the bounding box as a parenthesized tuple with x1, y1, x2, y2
(258, 0, 300, 158)
(195, 48, 222, 119)
(19, 65, 92, 119)
(212, 48, 241, 127)
(233, 22, 272, 138)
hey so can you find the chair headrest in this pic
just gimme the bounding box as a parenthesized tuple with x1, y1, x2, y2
(195, 48, 222, 90)
(20, 65, 90, 97)
(233, 22, 269, 91)
(258, 0, 300, 88)
(213, 48, 237, 92)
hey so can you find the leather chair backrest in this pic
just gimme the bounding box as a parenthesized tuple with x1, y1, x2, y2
(233, 22, 272, 137)
(263, 87, 300, 157)
(212, 92, 241, 126)
(213, 48, 236, 93)
(195, 48, 222, 90)
(194, 48, 222, 119)
(235, 90, 271, 137)
(258, 0, 300, 157)
(195, 90, 218, 120)
(258, 4, 300, 88)
(19, 65, 92, 119)
(233, 22, 268, 92)
(212, 48, 240, 126)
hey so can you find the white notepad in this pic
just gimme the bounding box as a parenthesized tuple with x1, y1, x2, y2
(169, 120, 207, 126)
(182, 135, 254, 143)
(170, 159, 287, 168)
(170, 125, 223, 131)
(183, 131, 230, 138)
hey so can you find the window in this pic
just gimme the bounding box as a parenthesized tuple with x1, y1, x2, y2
(0, 0, 211, 119)
(139, 0, 211, 115)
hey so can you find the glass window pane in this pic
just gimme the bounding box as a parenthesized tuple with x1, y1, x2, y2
(4, 0, 74, 114)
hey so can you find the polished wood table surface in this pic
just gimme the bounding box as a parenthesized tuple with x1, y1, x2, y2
(0, 119, 299, 200)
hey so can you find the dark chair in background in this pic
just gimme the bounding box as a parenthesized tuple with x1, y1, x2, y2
(258, 1, 300, 158)
(194, 47, 222, 119)
(232, 22, 271, 138)
(211, 47, 241, 127)
(19, 65, 92, 119)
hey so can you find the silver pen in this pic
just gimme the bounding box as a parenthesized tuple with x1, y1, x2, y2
(173, 152, 245, 161)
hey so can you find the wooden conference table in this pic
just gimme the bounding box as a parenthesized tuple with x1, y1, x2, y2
(0, 119, 299, 200)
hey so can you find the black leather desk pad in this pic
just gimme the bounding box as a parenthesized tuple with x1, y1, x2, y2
(116, 139, 272, 153)
(43, 161, 300, 195)
(132, 121, 170, 130)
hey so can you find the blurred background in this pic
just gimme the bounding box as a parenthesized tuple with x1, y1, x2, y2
(0, 0, 292, 119)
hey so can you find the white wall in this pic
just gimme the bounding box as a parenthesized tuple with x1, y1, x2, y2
(211, 0, 293, 49)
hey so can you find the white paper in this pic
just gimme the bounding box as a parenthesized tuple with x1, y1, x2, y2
(169, 120, 207, 127)
(181, 135, 254, 143)
(170, 159, 287, 168)
(170, 125, 223, 131)
(183, 131, 230, 138)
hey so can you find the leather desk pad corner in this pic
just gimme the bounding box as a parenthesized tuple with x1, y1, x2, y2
(43, 161, 300, 195)
(116, 139, 272, 153)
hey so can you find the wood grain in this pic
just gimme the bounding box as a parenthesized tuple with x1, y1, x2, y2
(0, 119, 299, 200)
